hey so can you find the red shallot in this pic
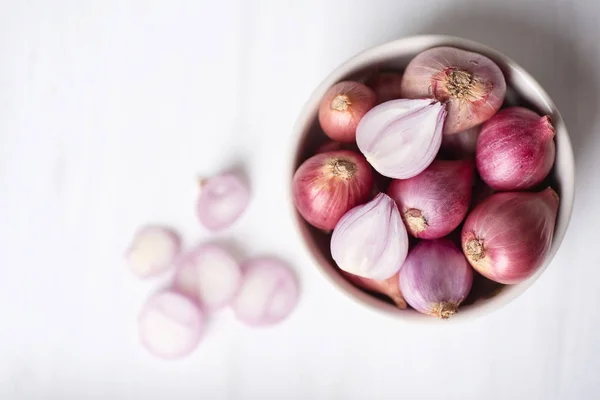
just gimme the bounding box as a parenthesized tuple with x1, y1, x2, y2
(476, 107, 555, 190)
(293, 150, 374, 231)
(399, 239, 473, 319)
(318, 81, 377, 142)
(387, 160, 473, 239)
(461, 187, 559, 284)
(400, 46, 506, 134)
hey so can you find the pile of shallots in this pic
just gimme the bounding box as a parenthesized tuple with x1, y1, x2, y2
(127, 174, 299, 359)
(293, 46, 559, 319)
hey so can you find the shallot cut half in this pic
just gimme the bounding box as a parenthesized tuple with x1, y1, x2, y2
(173, 243, 242, 310)
(331, 193, 409, 280)
(196, 172, 250, 232)
(401, 46, 506, 134)
(461, 188, 559, 284)
(232, 258, 299, 326)
(356, 99, 447, 179)
(126, 226, 181, 279)
(476, 107, 556, 190)
(138, 291, 205, 359)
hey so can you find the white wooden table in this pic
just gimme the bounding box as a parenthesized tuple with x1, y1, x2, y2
(1, 1, 598, 399)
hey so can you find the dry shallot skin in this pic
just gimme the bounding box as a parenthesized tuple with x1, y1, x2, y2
(400, 46, 506, 134)
(366, 71, 404, 104)
(387, 160, 474, 239)
(292, 150, 374, 231)
(461, 188, 559, 284)
(476, 107, 556, 191)
(399, 239, 473, 319)
(318, 81, 377, 142)
(341, 270, 407, 309)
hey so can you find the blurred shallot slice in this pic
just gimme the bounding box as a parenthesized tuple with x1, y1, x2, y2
(138, 291, 205, 359)
(173, 243, 242, 310)
(196, 172, 250, 231)
(232, 258, 299, 326)
(126, 226, 181, 278)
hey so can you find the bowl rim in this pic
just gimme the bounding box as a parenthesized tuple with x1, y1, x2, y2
(288, 34, 575, 324)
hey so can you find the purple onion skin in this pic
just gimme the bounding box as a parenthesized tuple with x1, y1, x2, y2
(387, 160, 473, 239)
(476, 107, 556, 191)
(399, 239, 473, 319)
(461, 187, 559, 284)
(292, 150, 374, 231)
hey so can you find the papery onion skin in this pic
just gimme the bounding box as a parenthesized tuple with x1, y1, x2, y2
(400, 46, 506, 134)
(341, 270, 407, 309)
(293, 150, 374, 231)
(387, 160, 473, 239)
(366, 71, 404, 104)
(399, 239, 473, 319)
(356, 99, 447, 179)
(461, 187, 559, 284)
(476, 107, 556, 191)
(331, 193, 409, 280)
(318, 81, 377, 143)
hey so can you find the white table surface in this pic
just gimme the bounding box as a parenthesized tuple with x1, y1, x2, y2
(1, 1, 599, 399)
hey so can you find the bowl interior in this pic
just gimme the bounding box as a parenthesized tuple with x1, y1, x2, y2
(291, 35, 574, 323)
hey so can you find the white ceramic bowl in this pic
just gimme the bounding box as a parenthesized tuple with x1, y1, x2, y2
(289, 35, 575, 323)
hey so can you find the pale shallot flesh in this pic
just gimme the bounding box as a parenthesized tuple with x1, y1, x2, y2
(232, 258, 299, 326)
(138, 291, 205, 359)
(126, 226, 181, 279)
(356, 99, 447, 179)
(331, 193, 409, 280)
(173, 243, 242, 310)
